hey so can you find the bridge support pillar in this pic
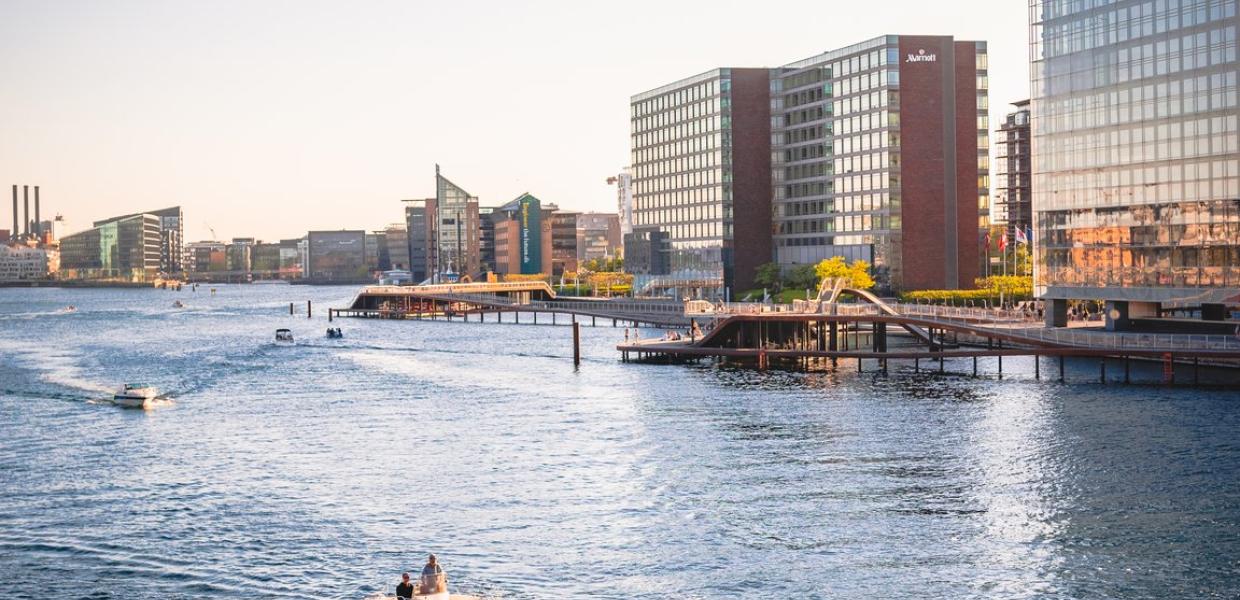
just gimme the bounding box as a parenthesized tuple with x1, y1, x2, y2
(1046, 299, 1069, 328)
(828, 322, 838, 352)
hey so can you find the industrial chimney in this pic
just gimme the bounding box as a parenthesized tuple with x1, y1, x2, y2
(34, 186, 40, 237)
(23, 185, 29, 236)
(10, 185, 16, 240)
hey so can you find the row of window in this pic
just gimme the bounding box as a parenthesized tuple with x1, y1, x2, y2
(632, 78, 723, 118)
(631, 132, 725, 167)
(633, 149, 724, 179)
(1036, 0, 1235, 58)
(632, 116, 723, 149)
(632, 98, 722, 134)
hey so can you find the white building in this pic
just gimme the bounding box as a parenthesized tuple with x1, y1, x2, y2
(0, 244, 58, 282)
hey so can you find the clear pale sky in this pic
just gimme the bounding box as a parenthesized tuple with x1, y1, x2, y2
(0, 0, 1028, 243)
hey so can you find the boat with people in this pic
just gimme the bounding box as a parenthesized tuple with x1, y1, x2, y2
(326, 327, 343, 339)
(275, 328, 294, 344)
(113, 383, 159, 408)
(366, 554, 480, 600)
(172, 300, 185, 308)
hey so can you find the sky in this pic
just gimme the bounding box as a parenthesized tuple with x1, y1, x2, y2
(0, 0, 1029, 243)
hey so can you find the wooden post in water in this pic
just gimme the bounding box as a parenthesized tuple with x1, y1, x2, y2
(1100, 359, 1107, 384)
(1035, 355, 1040, 379)
(289, 302, 294, 315)
(329, 309, 333, 323)
(307, 300, 312, 318)
(1059, 355, 1066, 382)
(572, 319, 581, 367)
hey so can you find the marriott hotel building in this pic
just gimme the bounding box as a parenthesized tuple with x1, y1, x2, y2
(629, 35, 989, 296)
(1031, 0, 1239, 327)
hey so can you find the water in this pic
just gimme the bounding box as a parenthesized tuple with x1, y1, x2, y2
(1, 285, 1239, 599)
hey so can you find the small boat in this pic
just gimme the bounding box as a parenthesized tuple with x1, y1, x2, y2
(326, 327, 343, 339)
(276, 328, 294, 344)
(64, 305, 76, 312)
(114, 383, 159, 408)
(172, 300, 185, 308)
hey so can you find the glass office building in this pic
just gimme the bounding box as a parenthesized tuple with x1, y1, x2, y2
(630, 68, 772, 297)
(1031, 0, 1240, 326)
(434, 167, 480, 279)
(773, 35, 989, 292)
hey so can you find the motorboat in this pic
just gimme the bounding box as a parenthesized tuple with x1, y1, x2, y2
(326, 327, 343, 339)
(172, 300, 185, 308)
(114, 383, 159, 408)
(276, 328, 294, 344)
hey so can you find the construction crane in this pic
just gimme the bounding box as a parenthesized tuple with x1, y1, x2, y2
(205, 223, 218, 241)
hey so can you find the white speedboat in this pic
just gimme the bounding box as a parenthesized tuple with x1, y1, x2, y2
(276, 328, 294, 344)
(114, 383, 159, 408)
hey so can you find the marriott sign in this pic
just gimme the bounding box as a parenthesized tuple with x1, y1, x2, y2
(906, 49, 937, 63)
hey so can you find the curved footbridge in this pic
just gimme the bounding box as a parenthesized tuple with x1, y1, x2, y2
(334, 281, 689, 327)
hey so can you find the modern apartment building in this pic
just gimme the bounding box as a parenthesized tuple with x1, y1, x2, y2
(993, 100, 1032, 234)
(770, 35, 988, 291)
(630, 68, 772, 297)
(490, 193, 553, 276)
(630, 35, 988, 297)
(433, 166, 481, 279)
(1030, 0, 1239, 328)
(306, 230, 370, 282)
(403, 198, 433, 283)
(576, 212, 622, 264)
(89, 206, 184, 275)
(59, 213, 162, 281)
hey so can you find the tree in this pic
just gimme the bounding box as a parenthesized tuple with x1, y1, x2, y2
(753, 262, 783, 292)
(814, 256, 875, 290)
(786, 264, 818, 291)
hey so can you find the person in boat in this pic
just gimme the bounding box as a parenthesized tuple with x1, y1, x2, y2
(395, 572, 415, 599)
(419, 554, 444, 594)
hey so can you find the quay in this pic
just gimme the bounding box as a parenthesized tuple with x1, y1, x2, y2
(332, 281, 688, 328)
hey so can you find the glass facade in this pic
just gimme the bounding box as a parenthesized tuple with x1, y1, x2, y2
(1031, 0, 1240, 303)
(630, 70, 731, 293)
(773, 38, 900, 286)
(434, 170, 480, 277)
(306, 230, 368, 282)
(59, 214, 161, 281)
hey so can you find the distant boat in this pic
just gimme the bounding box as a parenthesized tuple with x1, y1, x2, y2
(64, 305, 76, 312)
(114, 383, 159, 408)
(275, 328, 294, 344)
(172, 300, 185, 308)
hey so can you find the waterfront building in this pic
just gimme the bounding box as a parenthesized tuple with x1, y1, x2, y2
(491, 194, 554, 276)
(383, 224, 411, 271)
(770, 35, 988, 292)
(306, 230, 370, 282)
(630, 68, 772, 297)
(478, 207, 496, 274)
(59, 213, 161, 281)
(278, 238, 303, 278)
(226, 237, 254, 275)
(550, 211, 579, 277)
(576, 212, 622, 265)
(1030, 0, 1240, 328)
(0, 242, 57, 281)
(403, 198, 433, 283)
(252, 242, 282, 276)
(91, 207, 184, 275)
(606, 169, 634, 236)
(0, 229, 9, 243)
(993, 100, 1032, 235)
(186, 241, 226, 273)
(624, 226, 671, 278)
(433, 167, 481, 279)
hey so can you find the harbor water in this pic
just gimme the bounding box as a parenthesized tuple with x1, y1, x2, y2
(1, 286, 1238, 599)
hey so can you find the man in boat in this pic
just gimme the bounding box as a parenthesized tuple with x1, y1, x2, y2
(395, 572, 415, 599)
(419, 554, 444, 594)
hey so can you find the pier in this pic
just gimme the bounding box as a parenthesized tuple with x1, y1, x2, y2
(617, 290, 1240, 382)
(333, 281, 688, 327)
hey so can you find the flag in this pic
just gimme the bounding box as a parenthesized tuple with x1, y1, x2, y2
(984, 232, 992, 252)
(1026, 225, 1034, 246)
(1015, 227, 1028, 245)
(998, 233, 1008, 252)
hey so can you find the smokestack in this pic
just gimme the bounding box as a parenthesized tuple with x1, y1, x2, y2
(23, 185, 29, 236)
(34, 186, 40, 237)
(10, 185, 16, 241)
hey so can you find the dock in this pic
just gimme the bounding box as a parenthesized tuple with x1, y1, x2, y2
(332, 281, 688, 328)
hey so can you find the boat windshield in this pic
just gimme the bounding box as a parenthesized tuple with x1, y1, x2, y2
(124, 383, 150, 389)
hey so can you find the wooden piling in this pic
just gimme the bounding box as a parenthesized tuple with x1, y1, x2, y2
(572, 321, 581, 367)
(307, 300, 312, 318)
(289, 302, 294, 315)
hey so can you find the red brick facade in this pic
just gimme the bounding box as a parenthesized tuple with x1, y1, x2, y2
(898, 36, 981, 290)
